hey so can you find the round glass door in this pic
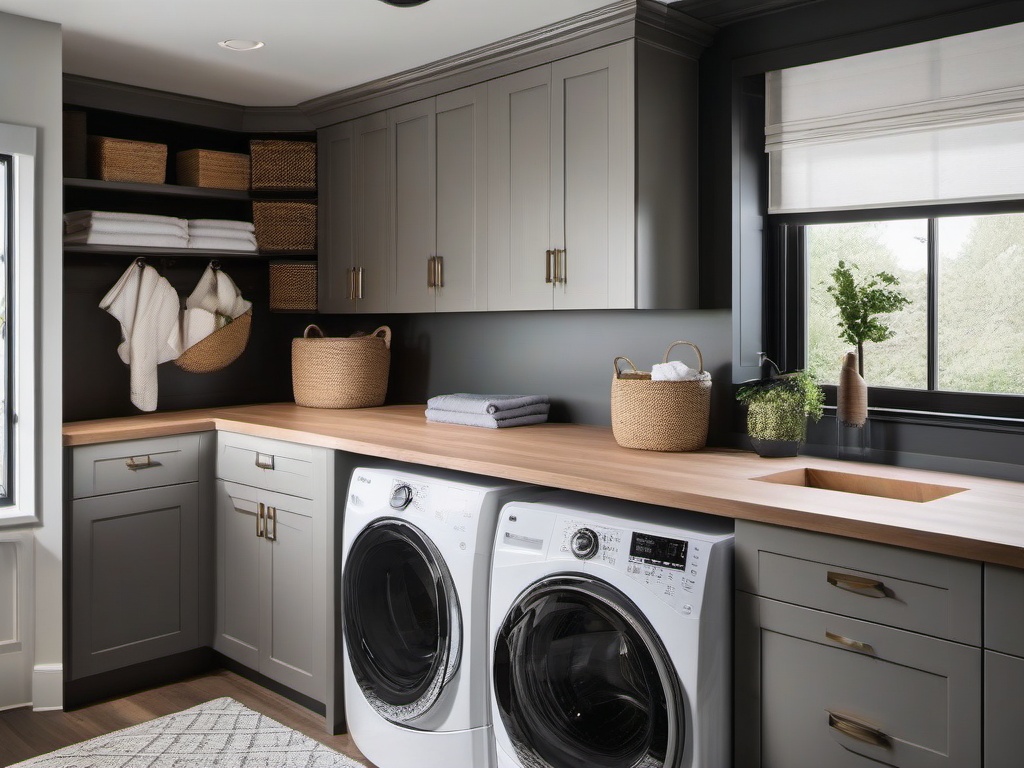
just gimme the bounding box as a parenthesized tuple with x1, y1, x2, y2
(493, 575, 683, 768)
(344, 518, 461, 723)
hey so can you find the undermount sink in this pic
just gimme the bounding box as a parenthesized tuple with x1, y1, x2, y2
(753, 467, 967, 503)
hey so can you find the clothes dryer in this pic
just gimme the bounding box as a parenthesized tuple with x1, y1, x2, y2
(341, 465, 538, 768)
(489, 492, 734, 768)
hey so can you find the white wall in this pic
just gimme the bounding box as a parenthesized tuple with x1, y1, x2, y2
(0, 11, 64, 708)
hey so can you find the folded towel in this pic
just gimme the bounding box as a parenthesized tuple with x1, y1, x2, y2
(187, 227, 258, 245)
(651, 360, 711, 382)
(65, 210, 189, 229)
(425, 409, 549, 429)
(426, 393, 550, 415)
(188, 218, 255, 232)
(64, 231, 190, 248)
(65, 218, 190, 237)
(187, 235, 258, 251)
(100, 262, 183, 412)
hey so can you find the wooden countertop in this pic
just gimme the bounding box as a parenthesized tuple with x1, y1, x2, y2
(64, 403, 1024, 568)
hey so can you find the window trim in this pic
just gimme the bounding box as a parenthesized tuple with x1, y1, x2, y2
(765, 200, 1024, 424)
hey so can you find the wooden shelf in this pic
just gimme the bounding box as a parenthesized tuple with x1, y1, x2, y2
(64, 244, 317, 260)
(64, 177, 250, 201)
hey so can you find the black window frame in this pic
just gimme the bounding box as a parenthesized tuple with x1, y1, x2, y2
(765, 198, 1024, 425)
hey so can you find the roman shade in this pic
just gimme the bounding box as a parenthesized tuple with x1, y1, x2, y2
(766, 21, 1024, 213)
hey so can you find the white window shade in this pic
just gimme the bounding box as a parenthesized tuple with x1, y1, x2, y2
(766, 21, 1024, 213)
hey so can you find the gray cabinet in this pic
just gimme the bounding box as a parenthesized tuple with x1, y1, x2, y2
(983, 564, 1024, 767)
(69, 434, 209, 680)
(735, 520, 983, 768)
(213, 432, 334, 715)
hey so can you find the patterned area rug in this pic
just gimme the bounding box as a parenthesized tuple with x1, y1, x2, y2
(10, 697, 368, 767)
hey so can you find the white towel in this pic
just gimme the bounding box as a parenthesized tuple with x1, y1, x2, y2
(179, 307, 219, 350)
(99, 262, 183, 412)
(64, 230, 190, 248)
(188, 218, 255, 232)
(176, 264, 252, 352)
(65, 210, 189, 229)
(187, 226, 258, 244)
(651, 360, 711, 382)
(425, 409, 549, 429)
(187, 235, 258, 251)
(65, 218, 190, 237)
(426, 393, 550, 415)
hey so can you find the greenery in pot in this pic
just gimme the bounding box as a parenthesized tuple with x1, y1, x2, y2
(736, 371, 825, 444)
(827, 260, 911, 376)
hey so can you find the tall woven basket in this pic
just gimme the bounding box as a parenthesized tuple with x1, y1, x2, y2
(610, 340, 711, 451)
(292, 325, 391, 408)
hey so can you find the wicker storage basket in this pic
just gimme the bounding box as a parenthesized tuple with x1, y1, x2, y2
(88, 135, 167, 184)
(270, 261, 317, 311)
(176, 149, 250, 190)
(252, 200, 317, 251)
(610, 341, 711, 452)
(250, 139, 316, 190)
(174, 309, 253, 373)
(292, 324, 391, 408)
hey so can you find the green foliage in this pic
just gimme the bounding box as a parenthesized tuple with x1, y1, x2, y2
(827, 260, 911, 350)
(736, 372, 824, 441)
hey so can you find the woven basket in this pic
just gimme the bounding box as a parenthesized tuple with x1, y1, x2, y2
(610, 340, 711, 452)
(250, 139, 316, 190)
(252, 200, 317, 251)
(176, 149, 250, 190)
(88, 135, 167, 184)
(292, 325, 391, 408)
(174, 309, 253, 373)
(270, 261, 317, 311)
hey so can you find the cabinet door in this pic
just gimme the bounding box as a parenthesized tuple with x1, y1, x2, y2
(984, 650, 1024, 768)
(353, 111, 390, 313)
(390, 98, 438, 313)
(551, 42, 634, 310)
(71, 484, 200, 679)
(318, 121, 354, 313)
(259, 488, 327, 702)
(435, 84, 488, 312)
(214, 480, 261, 670)
(487, 64, 553, 311)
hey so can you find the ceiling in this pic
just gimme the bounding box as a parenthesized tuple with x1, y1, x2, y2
(0, 0, 816, 108)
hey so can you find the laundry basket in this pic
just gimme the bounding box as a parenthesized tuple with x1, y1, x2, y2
(174, 309, 253, 373)
(610, 340, 711, 451)
(292, 325, 391, 408)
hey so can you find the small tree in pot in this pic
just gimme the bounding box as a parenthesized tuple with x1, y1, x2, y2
(737, 371, 824, 457)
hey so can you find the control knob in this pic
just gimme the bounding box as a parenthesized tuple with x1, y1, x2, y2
(570, 527, 600, 560)
(389, 484, 414, 510)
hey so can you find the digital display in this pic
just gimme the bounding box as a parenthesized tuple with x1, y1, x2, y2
(629, 532, 688, 571)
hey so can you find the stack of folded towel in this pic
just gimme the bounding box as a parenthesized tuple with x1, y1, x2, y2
(187, 219, 258, 252)
(425, 393, 550, 429)
(64, 210, 189, 248)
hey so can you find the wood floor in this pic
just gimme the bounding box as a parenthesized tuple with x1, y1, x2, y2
(0, 669, 375, 767)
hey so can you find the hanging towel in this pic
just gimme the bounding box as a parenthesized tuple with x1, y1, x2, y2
(99, 262, 183, 412)
(425, 409, 549, 429)
(175, 264, 252, 352)
(426, 393, 550, 415)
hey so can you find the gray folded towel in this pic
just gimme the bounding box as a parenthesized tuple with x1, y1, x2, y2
(425, 408, 549, 429)
(427, 393, 550, 415)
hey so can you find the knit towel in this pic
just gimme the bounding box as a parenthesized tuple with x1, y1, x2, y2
(425, 409, 549, 429)
(426, 393, 550, 415)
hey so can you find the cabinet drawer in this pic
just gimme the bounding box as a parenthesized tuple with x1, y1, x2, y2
(216, 431, 318, 499)
(743, 593, 981, 768)
(736, 520, 981, 644)
(984, 564, 1024, 656)
(72, 434, 202, 499)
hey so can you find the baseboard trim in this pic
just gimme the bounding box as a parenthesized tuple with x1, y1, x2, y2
(32, 663, 63, 711)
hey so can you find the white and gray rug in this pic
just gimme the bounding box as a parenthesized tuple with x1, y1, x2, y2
(11, 696, 368, 768)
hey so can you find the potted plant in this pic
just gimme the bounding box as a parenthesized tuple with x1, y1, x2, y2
(736, 371, 824, 457)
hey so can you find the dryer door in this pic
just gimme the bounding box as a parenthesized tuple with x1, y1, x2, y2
(344, 518, 461, 724)
(494, 574, 684, 768)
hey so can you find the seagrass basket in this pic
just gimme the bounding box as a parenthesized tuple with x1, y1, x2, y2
(610, 340, 711, 451)
(176, 149, 250, 190)
(174, 309, 253, 373)
(269, 261, 317, 311)
(249, 139, 316, 190)
(292, 325, 391, 408)
(88, 135, 167, 184)
(252, 200, 317, 251)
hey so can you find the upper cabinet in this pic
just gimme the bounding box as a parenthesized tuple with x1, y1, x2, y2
(319, 36, 699, 313)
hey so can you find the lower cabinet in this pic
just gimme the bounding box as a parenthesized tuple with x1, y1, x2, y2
(983, 564, 1024, 767)
(213, 479, 327, 702)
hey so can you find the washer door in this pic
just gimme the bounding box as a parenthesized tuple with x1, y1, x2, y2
(344, 518, 461, 724)
(493, 574, 684, 768)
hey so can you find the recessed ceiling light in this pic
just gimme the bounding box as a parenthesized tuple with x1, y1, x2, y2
(218, 39, 265, 51)
(377, 0, 431, 6)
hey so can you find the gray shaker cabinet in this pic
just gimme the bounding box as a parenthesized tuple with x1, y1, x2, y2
(983, 564, 1024, 768)
(69, 434, 209, 681)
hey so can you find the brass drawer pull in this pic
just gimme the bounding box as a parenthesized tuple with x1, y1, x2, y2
(255, 453, 275, 470)
(554, 248, 566, 284)
(545, 249, 554, 284)
(827, 570, 888, 598)
(827, 711, 892, 749)
(125, 455, 158, 471)
(427, 256, 436, 288)
(256, 503, 266, 538)
(435, 255, 444, 288)
(266, 506, 278, 542)
(825, 630, 875, 654)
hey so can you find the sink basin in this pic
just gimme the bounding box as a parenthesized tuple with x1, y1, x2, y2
(753, 467, 967, 503)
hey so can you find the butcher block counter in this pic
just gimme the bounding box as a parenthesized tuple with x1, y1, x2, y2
(63, 403, 1024, 568)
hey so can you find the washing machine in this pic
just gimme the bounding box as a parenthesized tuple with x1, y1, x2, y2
(341, 465, 540, 768)
(489, 492, 734, 768)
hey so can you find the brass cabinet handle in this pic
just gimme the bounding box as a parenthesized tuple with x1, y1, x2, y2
(827, 570, 888, 598)
(427, 256, 436, 288)
(358, 266, 365, 300)
(545, 249, 554, 284)
(827, 711, 892, 749)
(825, 630, 875, 654)
(255, 453, 274, 470)
(125, 455, 158, 471)
(256, 502, 266, 538)
(557, 248, 566, 284)
(266, 506, 278, 542)
(435, 255, 444, 288)
(347, 267, 356, 300)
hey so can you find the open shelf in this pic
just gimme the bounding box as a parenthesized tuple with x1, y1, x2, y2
(64, 177, 250, 201)
(64, 244, 315, 260)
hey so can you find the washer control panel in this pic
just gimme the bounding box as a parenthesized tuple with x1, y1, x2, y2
(557, 520, 622, 567)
